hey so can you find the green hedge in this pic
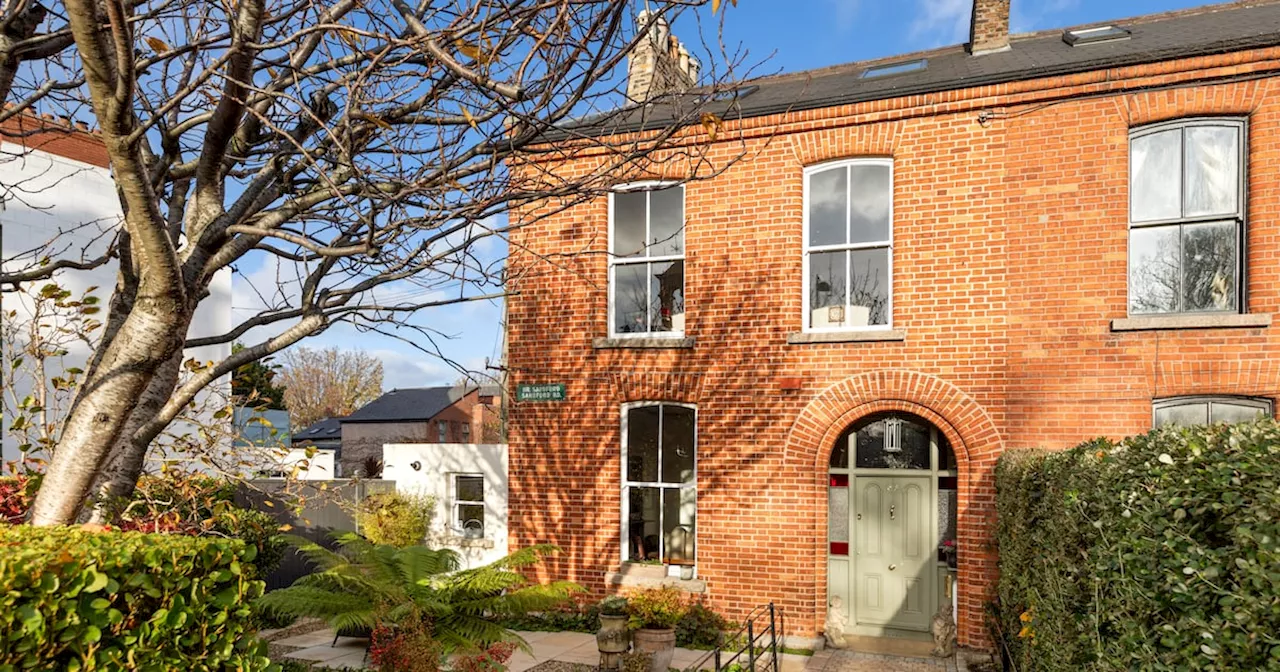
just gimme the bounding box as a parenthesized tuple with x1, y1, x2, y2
(0, 526, 274, 671)
(994, 419, 1280, 671)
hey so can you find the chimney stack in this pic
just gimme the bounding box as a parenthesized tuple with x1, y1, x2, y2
(968, 0, 1011, 55)
(626, 10, 700, 103)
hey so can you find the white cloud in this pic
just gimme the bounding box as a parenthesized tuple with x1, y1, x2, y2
(909, 0, 972, 47)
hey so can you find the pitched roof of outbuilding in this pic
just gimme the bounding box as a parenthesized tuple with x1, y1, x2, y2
(341, 386, 473, 424)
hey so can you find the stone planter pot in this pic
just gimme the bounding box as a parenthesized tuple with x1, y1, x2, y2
(632, 627, 676, 672)
(597, 614, 630, 671)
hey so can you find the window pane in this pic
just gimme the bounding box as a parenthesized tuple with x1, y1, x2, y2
(829, 437, 849, 469)
(809, 250, 847, 328)
(649, 187, 684, 257)
(614, 263, 649, 333)
(829, 486, 849, 544)
(1185, 126, 1239, 218)
(650, 261, 684, 333)
(1129, 226, 1180, 314)
(849, 248, 890, 326)
(661, 405, 695, 484)
(849, 164, 891, 244)
(1154, 402, 1209, 427)
(456, 475, 483, 502)
(458, 504, 484, 534)
(1182, 221, 1237, 313)
(663, 488, 696, 565)
(1131, 129, 1182, 222)
(937, 433, 957, 472)
(627, 487, 661, 561)
(627, 406, 660, 482)
(613, 191, 647, 257)
(438, 421, 448, 442)
(856, 417, 929, 469)
(809, 167, 847, 246)
(1210, 401, 1268, 424)
(938, 488, 957, 564)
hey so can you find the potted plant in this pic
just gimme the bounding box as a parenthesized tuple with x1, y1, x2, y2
(597, 596, 630, 671)
(626, 587, 687, 672)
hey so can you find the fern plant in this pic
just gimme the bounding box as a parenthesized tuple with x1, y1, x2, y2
(255, 534, 581, 652)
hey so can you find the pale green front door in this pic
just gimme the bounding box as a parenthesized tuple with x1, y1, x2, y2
(853, 476, 933, 631)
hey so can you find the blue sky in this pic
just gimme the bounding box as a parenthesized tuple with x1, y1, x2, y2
(238, 0, 1227, 394)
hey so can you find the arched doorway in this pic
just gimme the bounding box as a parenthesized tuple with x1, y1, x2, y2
(827, 412, 957, 636)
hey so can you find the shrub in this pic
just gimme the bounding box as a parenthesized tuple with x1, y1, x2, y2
(369, 618, 443, 672)
(676, 602, 732, 648)
(600, 595, 629, 617)
(355, 492, 435, 548)
(0, 475, 37, 524)
(0, 525, 271, 670)
(994, 419, 1280, 671)
(626, 587, 687, 630)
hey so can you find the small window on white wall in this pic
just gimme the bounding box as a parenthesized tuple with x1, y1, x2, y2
(453, 474, 485, 538)
(1153, 396, 1272, 427)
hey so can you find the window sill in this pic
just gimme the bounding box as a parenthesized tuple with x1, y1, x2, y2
(437, 535, 495, 549)
(593, 337, 696, 349)
(1110, 313, 1272, 332)
(787, 329, 906, 344)
(604, 570, 706, 593)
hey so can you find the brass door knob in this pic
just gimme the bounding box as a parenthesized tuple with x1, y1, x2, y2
(888, 564, 897, 571)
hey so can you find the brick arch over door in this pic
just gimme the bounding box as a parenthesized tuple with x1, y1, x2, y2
(783, 369, 1003, 648)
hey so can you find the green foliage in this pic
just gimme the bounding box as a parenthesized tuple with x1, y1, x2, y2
(994, 419, 1280, 671)
(0, 525, 272, 670)
(600, 595, 629, 617)
(626, 587, 687, 630)
(675, 601, 732, 648)
(621, 651, 652, 672)
(492, 603, 599, 633)
(232, 342, 287, 410)
(355, 492, 435, 548)
(255, 534, 582, 654)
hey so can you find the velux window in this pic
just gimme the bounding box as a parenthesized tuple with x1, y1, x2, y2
(609, 184, 685, 337)
(1129, 119, 1245, 315)
(804, 159, 893, 330)
(622, 403, 696, 568)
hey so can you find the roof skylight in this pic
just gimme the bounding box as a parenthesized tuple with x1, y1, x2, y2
(1063, 25, 1131, 46)
(861, 59, 927, 79)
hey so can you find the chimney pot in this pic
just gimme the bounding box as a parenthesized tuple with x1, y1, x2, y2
(969, 0, 1011, 55)
(626, 11, 695, 102)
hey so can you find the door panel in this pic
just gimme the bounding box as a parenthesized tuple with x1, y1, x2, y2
(853, 476, 933, 631)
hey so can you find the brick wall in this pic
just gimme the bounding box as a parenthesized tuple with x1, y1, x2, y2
(0, 113, 109, 168)
(506, 46, 1280, 649)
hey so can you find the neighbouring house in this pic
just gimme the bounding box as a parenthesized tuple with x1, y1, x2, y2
(0, 112, 233, 466)
(338, 385, 502, 477)
(506, 0, 1280, 651)
(291, 416, 344, 478)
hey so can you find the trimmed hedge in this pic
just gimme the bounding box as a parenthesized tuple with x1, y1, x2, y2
(0, 525, 273, 671)
(994, 419, 1280, 671)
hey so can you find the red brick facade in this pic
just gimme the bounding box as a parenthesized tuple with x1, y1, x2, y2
(506, 43, 1280, 649)
(0, 112, 109, 168)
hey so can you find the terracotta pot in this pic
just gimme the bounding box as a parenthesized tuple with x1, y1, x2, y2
(597, 614, 630, 653)
(632, 627, 676, 672)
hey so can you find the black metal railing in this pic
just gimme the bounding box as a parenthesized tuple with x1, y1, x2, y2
(685, 603, 781, 672)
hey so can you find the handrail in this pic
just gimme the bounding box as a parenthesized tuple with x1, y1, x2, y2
(684, 603, 780, 672)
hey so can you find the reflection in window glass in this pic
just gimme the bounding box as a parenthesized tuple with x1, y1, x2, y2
(805, 161, 893, 330)
(1129, 121, 1243, 315)
(610, 186, 685, 336)
(1153, 397, 1273, 427)
(854, 416, 930, 470)
(1210, 401, 1269, 424)
(623, 404, 696, 566)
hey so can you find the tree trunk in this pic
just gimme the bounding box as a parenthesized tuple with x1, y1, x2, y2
(28, 298, 189, 525)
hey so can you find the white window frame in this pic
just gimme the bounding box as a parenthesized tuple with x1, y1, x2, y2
(452, 473, 485, 537)
(460, 422, 471, 442)
(802, 158, 894, 333)
(1152, 395, 1273, 427)
(619, 401, 697, 574)
(1127, 118, 1247, 316)
(607, 181, 686, 339)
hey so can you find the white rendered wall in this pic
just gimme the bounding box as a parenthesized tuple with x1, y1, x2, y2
(382, 443, 509, 567)
(1, 142, 233, 466)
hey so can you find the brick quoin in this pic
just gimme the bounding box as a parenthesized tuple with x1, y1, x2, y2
(506, 43, 1280, 650)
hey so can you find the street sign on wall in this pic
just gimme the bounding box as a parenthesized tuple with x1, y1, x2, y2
(516, 383, 566, 402)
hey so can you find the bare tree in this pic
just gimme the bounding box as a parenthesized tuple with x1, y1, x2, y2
(1, 0, 756, 524)
(278, 346, 383, 428)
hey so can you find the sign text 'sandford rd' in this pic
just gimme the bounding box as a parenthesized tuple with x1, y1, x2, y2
(516, 383, 566, 402)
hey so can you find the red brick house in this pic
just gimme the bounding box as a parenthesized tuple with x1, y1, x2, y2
(506, 0, 1280, 650)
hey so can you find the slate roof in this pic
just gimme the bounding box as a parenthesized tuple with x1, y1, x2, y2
(341, 386, 474, 424)
(294, 416, 343, 442)
(559, 1, 1280, 138)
